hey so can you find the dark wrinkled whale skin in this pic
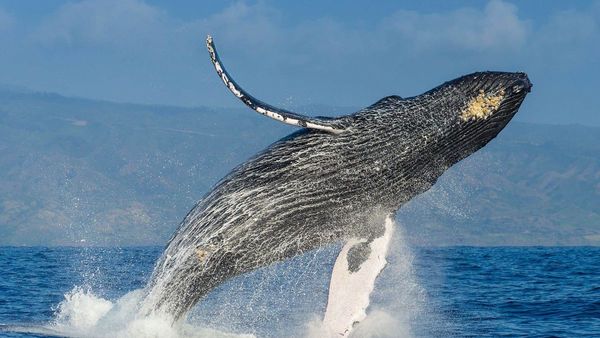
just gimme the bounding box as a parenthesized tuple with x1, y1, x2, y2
(140, 70, 532, 321)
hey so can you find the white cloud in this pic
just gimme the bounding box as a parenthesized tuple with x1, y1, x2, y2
(380, 0, 530, 51)
(3, 0, 598, 126)
(520, 1, 600, 69)
(173, 0, 532, 73)
(539, 4, 600, 47)
(28, 0, 532, 58)
(179, 1, 282, 53)
(181, 0, 531, 70)
(34, 0, 168, 47)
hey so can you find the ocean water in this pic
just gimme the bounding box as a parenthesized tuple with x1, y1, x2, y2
(0, 241, 598, 337)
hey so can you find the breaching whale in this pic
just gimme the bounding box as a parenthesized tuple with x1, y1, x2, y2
(140, 35, 531, 335)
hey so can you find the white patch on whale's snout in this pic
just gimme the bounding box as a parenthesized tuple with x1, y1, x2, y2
(460, 89, 505, 121)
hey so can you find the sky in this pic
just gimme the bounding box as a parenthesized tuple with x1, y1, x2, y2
(0, 0, 599, 126)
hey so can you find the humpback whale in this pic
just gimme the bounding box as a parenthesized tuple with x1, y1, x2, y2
(140, 35, 531, 335)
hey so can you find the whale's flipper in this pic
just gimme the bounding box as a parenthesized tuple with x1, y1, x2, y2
(206, 35, 345, 134)
(322, 216, 395, 337)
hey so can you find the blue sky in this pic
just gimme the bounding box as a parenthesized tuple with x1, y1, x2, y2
(0, 0, 599, 126)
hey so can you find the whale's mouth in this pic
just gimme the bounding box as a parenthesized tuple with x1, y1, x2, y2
(433, 73, 531, 168)
(493, 76, 531, 123)
(511, 75, 533, 94)
(457, 74, 531, 132)
(459, 74, 531, 123)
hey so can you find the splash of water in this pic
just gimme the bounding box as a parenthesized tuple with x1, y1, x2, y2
(353, 224, 429, 337)
(45, 287, 255, 338)
(304, 224, 427, 338)
(49, 224, 426, 338)
(53, 286, 113, 331)
(0, 219, 433, 338)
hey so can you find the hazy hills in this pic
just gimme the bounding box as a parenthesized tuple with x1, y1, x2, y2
(0, 89, 598, 246)
(400, 123, 600, 246)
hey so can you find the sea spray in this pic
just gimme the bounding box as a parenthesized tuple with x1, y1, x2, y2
(53, 287, 113, 331)
(188, 245, 337, 337)
(44, 223, 429, 337)
(305, 223, 427, 338)
(49, 287, 254, 338)
(368, 223, 427, 335)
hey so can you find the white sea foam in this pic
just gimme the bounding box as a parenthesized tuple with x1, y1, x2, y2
(47, 287, 255, 338)
(362, 224, 428, 337)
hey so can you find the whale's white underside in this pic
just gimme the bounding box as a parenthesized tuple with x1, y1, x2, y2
(323, 216, 395, 337)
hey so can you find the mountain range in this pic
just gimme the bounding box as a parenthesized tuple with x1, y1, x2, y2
(0, 88, 598, 246)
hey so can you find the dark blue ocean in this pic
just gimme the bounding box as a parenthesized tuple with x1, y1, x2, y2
(0, 244, 599, 337)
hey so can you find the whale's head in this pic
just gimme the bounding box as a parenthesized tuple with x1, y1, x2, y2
(418, 71, 531, 164)
(447, 71, 531, 124)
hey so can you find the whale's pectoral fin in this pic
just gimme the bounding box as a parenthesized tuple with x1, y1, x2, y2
(322, 216, 395, 337)
(206, 35, 346, 134)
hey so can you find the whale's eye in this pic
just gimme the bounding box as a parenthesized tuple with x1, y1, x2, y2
(512, 84, 523, 93)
